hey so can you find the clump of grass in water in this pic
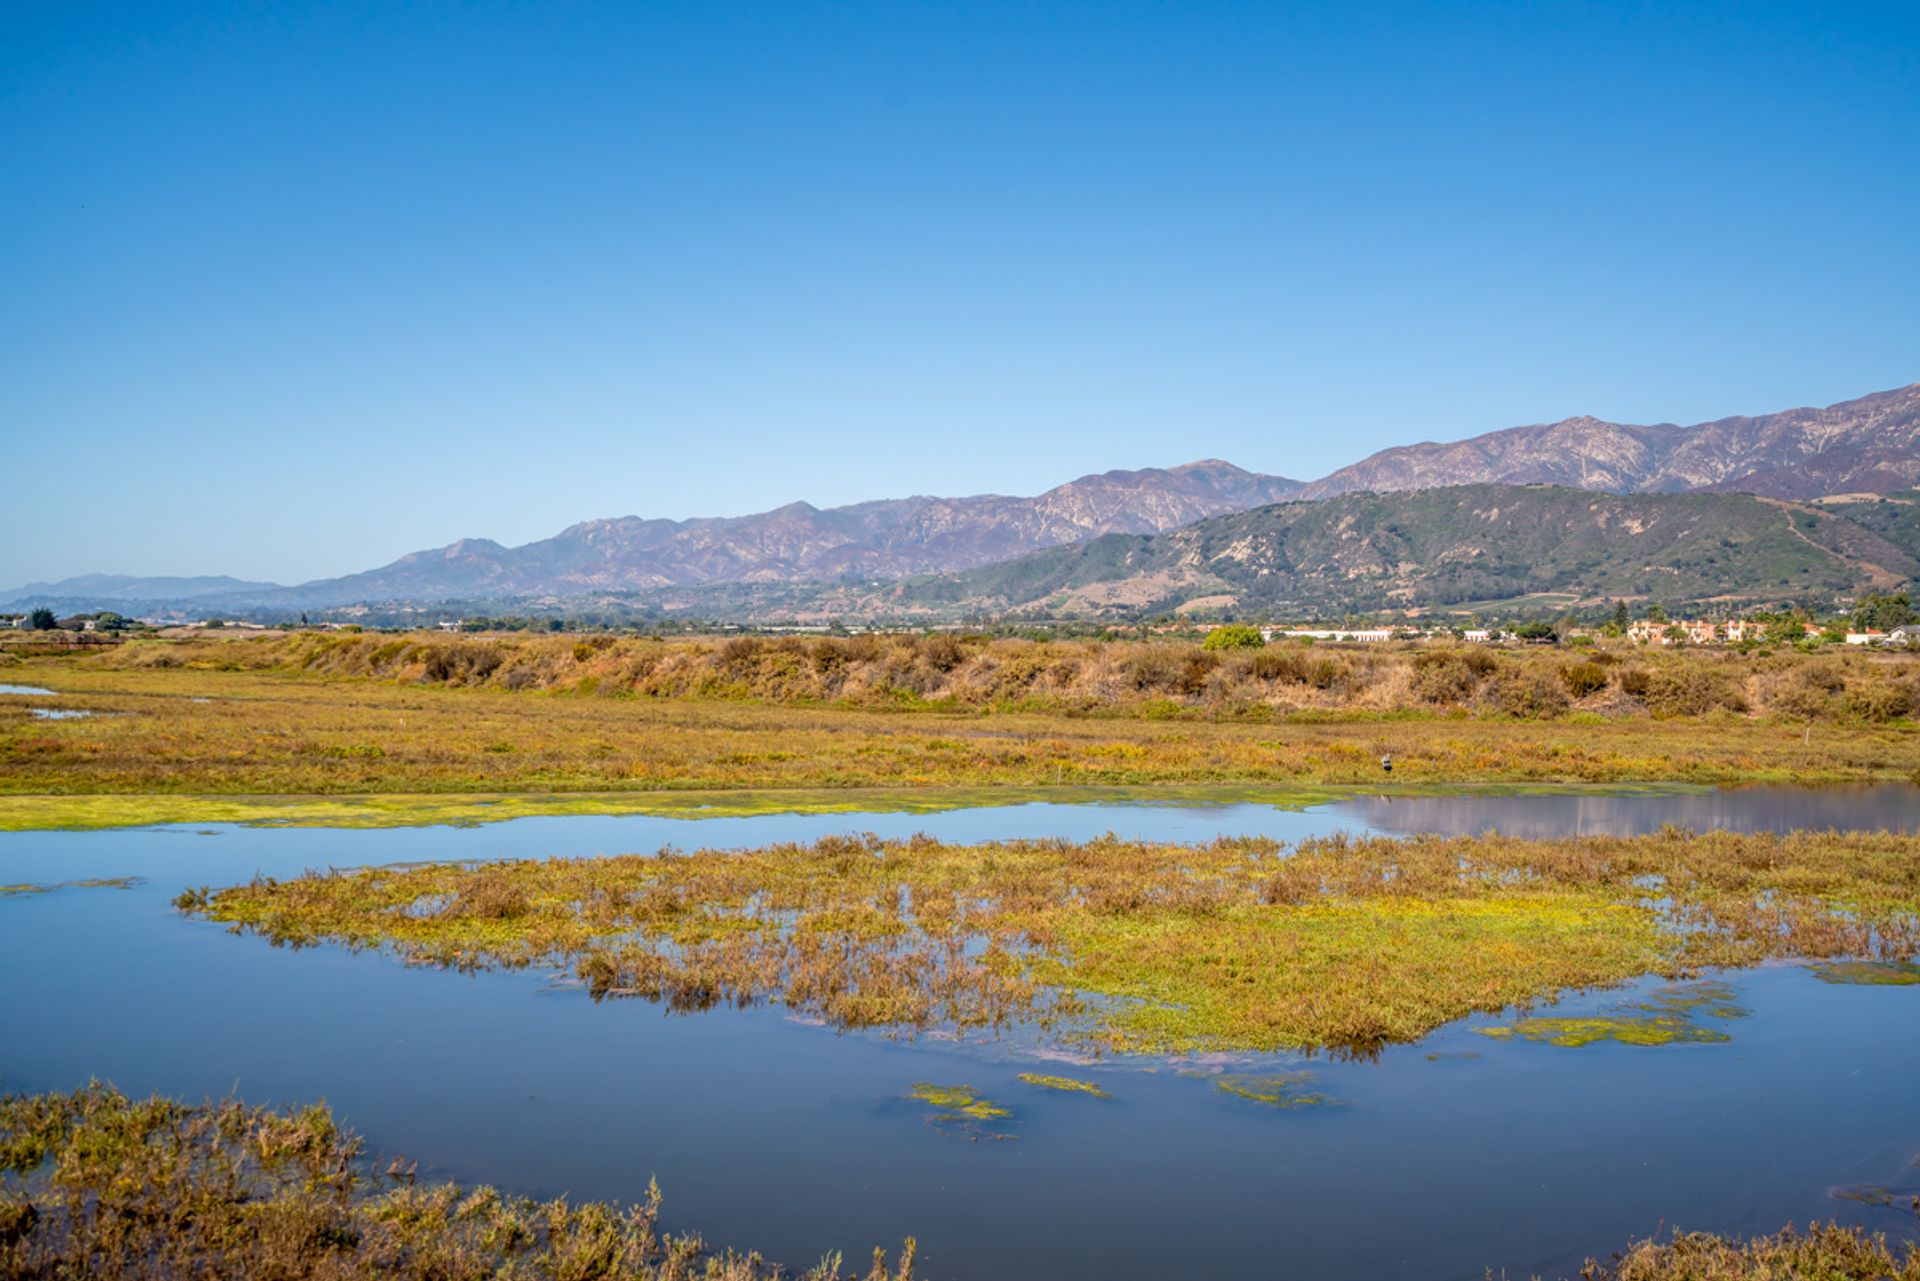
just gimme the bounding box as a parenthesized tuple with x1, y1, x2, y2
(0, 1082, 918, 1280)
(908, 1083, 1014, 1140)
(1015, 1072, 1110, 1098)
(179, 829, 1920, 1057)
(1210, 1071, 1338, 1109)
(1583, 1221, 1920, 1279)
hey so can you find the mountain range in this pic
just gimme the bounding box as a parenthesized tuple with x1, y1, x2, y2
(7, 382, 1918, 617)
(883, 485, 1920, 617)
(1296, 383, 1920, 502)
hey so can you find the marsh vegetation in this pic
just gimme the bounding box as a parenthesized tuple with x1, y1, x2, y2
(3, 1083, 1913, 1279)
(182, 828, 1920, 1055)
(0, 1083, 917, 1280)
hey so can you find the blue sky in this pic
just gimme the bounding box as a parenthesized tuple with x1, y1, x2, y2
(4, 2, 1917, 586)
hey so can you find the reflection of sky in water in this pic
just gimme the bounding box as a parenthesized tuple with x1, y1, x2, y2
(2, 783, 1918, 1281)
(1334, 782, 1920, 839)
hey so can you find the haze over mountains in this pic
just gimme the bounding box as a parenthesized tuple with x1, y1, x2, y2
(8, 383, 1918, 617)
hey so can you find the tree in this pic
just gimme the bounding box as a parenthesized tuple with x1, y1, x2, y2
(28, 608, 56, 630)
(1645, 604, 1668, 624)
(1765, 616, 1805, 644)
(1610, 600, 1629, 634)
(1202, 624, 1266, 651)
(1852, 593, 1914, 633)
(1512, 621, 1557, 643)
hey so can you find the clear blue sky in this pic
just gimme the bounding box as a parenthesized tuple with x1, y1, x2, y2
(4, 2, 1917, 586)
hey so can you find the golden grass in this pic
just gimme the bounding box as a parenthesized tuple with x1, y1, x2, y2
(185, 828, 1920, 1056)
(3, 642, 1915, 832)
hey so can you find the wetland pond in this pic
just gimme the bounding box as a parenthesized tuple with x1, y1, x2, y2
(3, 782, 1919, 1280)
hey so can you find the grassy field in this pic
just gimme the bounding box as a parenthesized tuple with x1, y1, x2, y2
(183, 828, 1920, 1055)
(2, 636, 1917, 829)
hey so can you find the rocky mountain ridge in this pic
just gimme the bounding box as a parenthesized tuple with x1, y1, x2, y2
(1299, 384, 1920, 501)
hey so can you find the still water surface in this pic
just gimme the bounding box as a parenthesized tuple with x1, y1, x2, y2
(3, 783, 1918, 1280)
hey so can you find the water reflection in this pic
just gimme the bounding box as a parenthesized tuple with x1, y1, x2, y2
(2, 783, 1917, 1281)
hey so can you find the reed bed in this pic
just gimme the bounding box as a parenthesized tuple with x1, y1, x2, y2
(184, 829, 1920, 1056)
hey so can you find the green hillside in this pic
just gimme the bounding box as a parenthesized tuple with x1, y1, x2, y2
(899, 484, 1920, 615)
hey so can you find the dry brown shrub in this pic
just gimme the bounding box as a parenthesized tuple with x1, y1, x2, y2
(1484, 666, 1570, 719)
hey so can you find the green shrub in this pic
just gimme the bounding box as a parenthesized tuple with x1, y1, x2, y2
(1201, 625, 1266, 652)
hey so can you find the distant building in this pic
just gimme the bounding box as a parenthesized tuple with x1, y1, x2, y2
(1844, 630, 1888, 646)
(1888, 625, 1920, 648)
(1264, 628, 1395, 643)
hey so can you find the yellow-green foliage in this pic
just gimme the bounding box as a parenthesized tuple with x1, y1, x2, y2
(0, 1083, 916, 1280)
(185, 829, 1920, 1056)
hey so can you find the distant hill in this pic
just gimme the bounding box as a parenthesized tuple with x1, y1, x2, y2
(885, 484, 1920, 617)
(1299, 384, 1920, 502)
(232, 460, 1304, 608)
(0, 574, 282, 609)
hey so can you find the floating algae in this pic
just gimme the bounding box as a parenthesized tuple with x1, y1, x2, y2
(909, 1083, 1015, 1140)
(1476, 981, 1744, 1048)
(0, 876, 142, 898)
(1016, 1072, 1111, 1098)
(1810, 960, 1920, 986)
(1211, 1071, 1338, 1109)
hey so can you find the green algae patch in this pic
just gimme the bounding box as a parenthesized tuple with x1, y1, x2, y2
(909, 1083, 1010, 1120)
(1811, 960, 1920, 986)
(1479, 1013, 1731, 1048)
(1016, 1072, 1110, 1098)
(1478, 982, 1746, 1047)
(908, 1083, 1015, 1140)
(1630, 980, 1750, 1019)
(1211, 1071, 1338, 1109)
(0, 876, 142, 897)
